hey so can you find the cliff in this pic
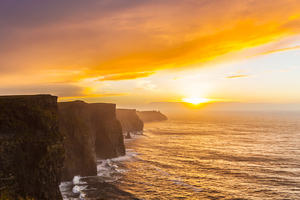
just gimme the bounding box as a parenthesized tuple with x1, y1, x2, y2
(116, 109, 144, 134)
(88, 103, 125, 159)
(0, 95, 64, 200)
(58, 101, 97, 181)
(136, 111, 168, 122)
(59, 101, 125, 181)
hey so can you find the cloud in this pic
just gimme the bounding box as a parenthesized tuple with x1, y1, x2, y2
(259, 45, 300, 56)
(98, 72, 154, 81)
(58, 93, 126, 101)
(0, 84, 85, 97)
(226, 75, 249, 79)
(1, 0, 300, 96)
(0, 0, 147, 29)
(136, 80, 157, 91)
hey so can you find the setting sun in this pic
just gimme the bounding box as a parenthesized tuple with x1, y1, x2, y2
(182, 97, 210, 105)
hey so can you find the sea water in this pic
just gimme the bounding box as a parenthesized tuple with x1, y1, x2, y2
(61, 111, 300, 200)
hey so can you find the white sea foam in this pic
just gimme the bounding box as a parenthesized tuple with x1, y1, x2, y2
(60, 149, 139, 198)
(72, 176, 81, 185)
(72, 185, 81, 194)
(59, 181, 73, 194)
(96, 149, 139, 182)
(59, 175, 89, 199)
(60, 181, 79, 200)
(70, 176, 88, 199)
(112, 149, 139, 161)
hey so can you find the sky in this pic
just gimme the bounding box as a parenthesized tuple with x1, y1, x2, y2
(1, 0, 300, 107)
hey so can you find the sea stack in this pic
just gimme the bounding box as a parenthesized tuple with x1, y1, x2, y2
(0, 95, 64, 200)
(116, 109, 144, 135)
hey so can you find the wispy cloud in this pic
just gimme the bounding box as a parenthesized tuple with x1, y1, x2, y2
(136, 80, 157, 91)
(226, 75, 249, 79)
(259, 45, 300, 56)
(58, 93, 126, 101)
(98, 72, 154, 81)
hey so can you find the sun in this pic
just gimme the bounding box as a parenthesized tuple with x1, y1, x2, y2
(182, 97, 210, 105)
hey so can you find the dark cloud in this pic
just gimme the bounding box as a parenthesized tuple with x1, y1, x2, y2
(0, 0, 147, 28)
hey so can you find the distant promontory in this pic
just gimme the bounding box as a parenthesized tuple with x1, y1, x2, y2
(137, 111, 168, 122)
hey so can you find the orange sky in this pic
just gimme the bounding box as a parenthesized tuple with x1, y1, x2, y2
(1, 0, 300, 105)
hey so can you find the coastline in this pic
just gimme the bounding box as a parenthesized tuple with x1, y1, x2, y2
(60, 134, 145, 200)
(0, 94, 167, 200)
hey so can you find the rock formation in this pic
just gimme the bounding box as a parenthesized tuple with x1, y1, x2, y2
(0, 95, 127, 198)
(59, 101, 125, 181)
(116, 109, 144, 135)
(137, 111, 168, 122)
(59, 101, 97, 181)
(88, 103, 125, 159)
(0, 95, 64, 200)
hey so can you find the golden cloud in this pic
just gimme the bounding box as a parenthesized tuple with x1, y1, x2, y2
(1, 0, 300, 87)
(98, 72, 154, 81)
(259, 45, 300, 56)
(58, 93, 127, 101)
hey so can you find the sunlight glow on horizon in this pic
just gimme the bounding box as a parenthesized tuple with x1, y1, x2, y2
(182, 97, 211, 105)
(1, 0, 300, 105)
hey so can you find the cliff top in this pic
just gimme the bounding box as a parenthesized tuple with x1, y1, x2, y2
(117, 108, 137, 112)
(0, 94, 56, 99)
(0, 95, 58, 108)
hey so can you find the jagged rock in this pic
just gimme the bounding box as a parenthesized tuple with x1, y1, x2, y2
(0, 95, 64, 200)
(116, 109, 144, 135)
(137, 111, 168, 122)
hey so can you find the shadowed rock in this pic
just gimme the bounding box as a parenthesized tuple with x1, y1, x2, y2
(0, 95, 64, 200)
(59, 101, 125, 181)
(88, 103, 125, 159)
(116, 109, 144, 135)
(59, 101, 97, 181)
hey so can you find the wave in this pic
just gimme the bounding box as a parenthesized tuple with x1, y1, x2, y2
(60, 149, 139, 199)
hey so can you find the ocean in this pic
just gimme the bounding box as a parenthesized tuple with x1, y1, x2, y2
(60, 111, 300, 200)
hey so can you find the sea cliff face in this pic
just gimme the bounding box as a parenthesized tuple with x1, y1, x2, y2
(116, 109, 144, 134)
(0, 95, 127, 198)
(59, 101, 125, 181)
(88, 103, 125, 159)
(59, 101, 97, 181)
(137, 111, 168, 122)
(0, 95, 64, 200)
